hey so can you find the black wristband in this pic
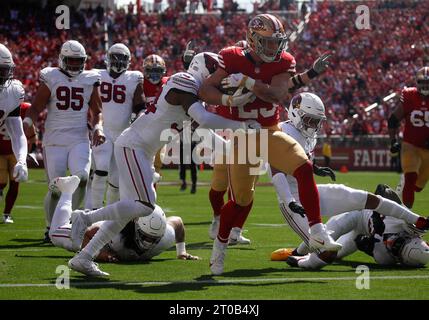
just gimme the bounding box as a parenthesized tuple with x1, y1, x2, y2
(307, 68, 319, 79)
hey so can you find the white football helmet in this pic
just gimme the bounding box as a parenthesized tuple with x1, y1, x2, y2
(399, 237, 429, 267)
(0, 44, 15, 90)
(59, 40, 87, 77)
(105, 43, 131, 74)
(187, 52, 219, 84)
(134, 205, 166, 251)
(288, 92, 326, 138)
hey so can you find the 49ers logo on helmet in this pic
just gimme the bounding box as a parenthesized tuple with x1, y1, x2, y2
(250, 17, 265, 31)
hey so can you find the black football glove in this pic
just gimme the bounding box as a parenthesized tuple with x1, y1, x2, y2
(288, 201, 306, 218)
(313, 164, 336, 181)
(390, 139, 401, 155)
(182, 40, 196, 70)
(354, 234, 379, 257)
(370, 212, 385, 236)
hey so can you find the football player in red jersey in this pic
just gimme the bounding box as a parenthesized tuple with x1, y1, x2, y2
(142, 54, 169, 177)
(0, 102, 36, 223)
(200, 13, 339, 275)
(389, 66, 429, 208)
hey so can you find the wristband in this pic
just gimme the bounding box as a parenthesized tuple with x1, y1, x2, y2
(243, 76, 256, 91)
(307, 68, 319, 79)
(23, 117, 33, 127)
(221, 94, 233, 107)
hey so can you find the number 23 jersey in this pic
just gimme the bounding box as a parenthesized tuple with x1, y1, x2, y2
(401, 87, 429, 148)
(40, 67, 100, 146)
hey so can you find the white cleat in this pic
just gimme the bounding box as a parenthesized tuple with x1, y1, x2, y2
(210, 239, 227, 276)
(2, 215, 14, 224)
(228, 227, 251, 245)
(208, 217, 220, 240)
(70, 210, 90, 251)
(68, 254, 109, 277)
(49, 175, 81, 194)
(309, 226, 342, 252)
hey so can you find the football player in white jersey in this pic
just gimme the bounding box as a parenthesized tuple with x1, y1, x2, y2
(268, 92, 429, 268)
(91, 43, 144, 210)
(24, 40, 105, 241)
(284, 184, 429, 268)
(48, 176, 199, 262)
(66, 52, 258, 276)
(0, 44, 28, 186)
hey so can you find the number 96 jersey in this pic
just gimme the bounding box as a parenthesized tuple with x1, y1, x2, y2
(40, 67, 100, 146)
(401, 87, 429, 149)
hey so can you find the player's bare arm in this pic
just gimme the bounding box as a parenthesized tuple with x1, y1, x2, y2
(24, 82, 50, 130)
(132, 82, 145, 114)
(167, 216, 200, 260)
(89, 85, 105, 146)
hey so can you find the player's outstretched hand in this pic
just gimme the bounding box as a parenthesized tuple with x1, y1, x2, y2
(313, 164, 336, 181)
(178, 253, 200, 260)
(288, 201, 306, 218)
(312, 52, 331, 75)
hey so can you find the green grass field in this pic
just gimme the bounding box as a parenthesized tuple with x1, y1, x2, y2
(0, 169, 428, 300)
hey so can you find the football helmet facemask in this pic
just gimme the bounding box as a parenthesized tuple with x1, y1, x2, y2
(134, 205, 166, 251)
(416, 66, 429, 96)
(143, 54, 166, 85)
(288, 92, 326, 138)
(106, 43, 131, 74)
(59, 40, 87, 77)
(0, 44, 15, 90)
(246, 14, 288, 63)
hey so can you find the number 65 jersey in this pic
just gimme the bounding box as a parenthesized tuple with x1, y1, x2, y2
(401, 87, 429, 149)
(40, 67, 100, 147)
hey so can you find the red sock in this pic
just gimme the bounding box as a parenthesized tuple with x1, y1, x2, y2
(293, 161, 322, 226)
(232, 201, 253, 229)
(403, 172, 418, 208)
(4, 181, 19, 214)
(209, 188, 226, 217)
(217, 200, 240, 243)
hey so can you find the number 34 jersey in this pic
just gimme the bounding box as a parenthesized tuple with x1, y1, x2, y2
(401, 87, 429, 148)
(40, 67, 100, 146)
(97, 69, 143, 140)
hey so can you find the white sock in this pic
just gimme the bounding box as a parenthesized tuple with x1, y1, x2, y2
(72, 181, 87, 210)
(296, 242, 309, 255)
(310, 222, 324, 234)
(91, 174, 107, 208)
(84, 175, 93, 210)
(83, 199, 154, 225)
(44, 191, 59, 227)
(50, 193, 73, 233)
(80, 219, 128, 259)
(106, 184, 119, 205)
(374, 196, 419, 224)
(298, 253, 328, 269)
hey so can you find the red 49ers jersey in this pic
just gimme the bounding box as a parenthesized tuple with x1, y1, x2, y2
(216, 46, 296, 127)
(143, 77, 168, 113)
(401, 87, 429, 148)
(0, 102, 30, 155)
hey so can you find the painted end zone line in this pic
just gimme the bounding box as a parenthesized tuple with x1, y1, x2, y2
(1, 275, 429, 288)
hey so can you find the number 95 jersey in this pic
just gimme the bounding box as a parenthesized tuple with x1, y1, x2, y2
(40, 67, 100, 146)
(401, 87, 429, 148)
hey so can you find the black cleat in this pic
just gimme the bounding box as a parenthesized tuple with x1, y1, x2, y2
(286, 256, 301, 268)
(43, 228, 52, 244)
(190, 184, 196, 194)
(180, 182, 187, 191)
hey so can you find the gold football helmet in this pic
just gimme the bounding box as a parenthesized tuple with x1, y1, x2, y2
(143, 54, 166, 85)
(416, 66, 429, 96)
(246, 14, 288, 63)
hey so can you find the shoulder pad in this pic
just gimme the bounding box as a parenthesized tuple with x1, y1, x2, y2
(39, 67, 57, 87)
(129, 70, 144, 83)
(82, 70, 101, 86)
(10, 80, 25, 101)
(168, 72, 199, 96)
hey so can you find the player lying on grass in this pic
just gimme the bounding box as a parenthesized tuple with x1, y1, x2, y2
(276, 184, 429, 268)
(49, 175, 199, 263)
(269, 92, 429, 268)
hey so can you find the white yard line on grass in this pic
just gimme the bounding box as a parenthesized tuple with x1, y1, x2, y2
(1, 275, 429, 288)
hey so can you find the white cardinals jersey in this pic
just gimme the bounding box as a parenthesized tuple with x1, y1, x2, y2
(279, 121, 317, 199)
(108, 223, 175, 261)
(0, 79, 24, 126)
(97, 69, 143, 141)
(116, 72, 200, 158)
(40, 67, 100, 146)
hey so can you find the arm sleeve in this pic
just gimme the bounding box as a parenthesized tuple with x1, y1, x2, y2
(271, 172, 296, 204)
(188, 101, 244, 130)
(4, 116, 28, 163)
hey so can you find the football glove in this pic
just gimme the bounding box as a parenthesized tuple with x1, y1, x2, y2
(390, 139, 401, 156)
(221, 73, 256, 91)
(313, 164, 336, 181)
(222, 88, 256, 108)
(354, 234, 379, 257)
(182, 40, 196, 70)
(288, 201, 306, 218)
(13, 161, 28, 182)
(308, 52, 331, 78)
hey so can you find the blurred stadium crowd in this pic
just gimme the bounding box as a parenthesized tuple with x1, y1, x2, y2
(0, 0, 428, 146)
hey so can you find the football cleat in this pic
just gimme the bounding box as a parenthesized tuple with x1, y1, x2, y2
(228, 227, 251, 245)
(68, 255, 109, 277)
(286, 255, 307, 268)
(271, 248, 295, 261)
(210, 239, 227, 276)
(309, 227, 342, 252)
(209, 217, 220, 240)
(2, 215, 13, 224)
(49, 175, 80, 194)
(70, 210, 90, 251)
(43, 228, 52, 243)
